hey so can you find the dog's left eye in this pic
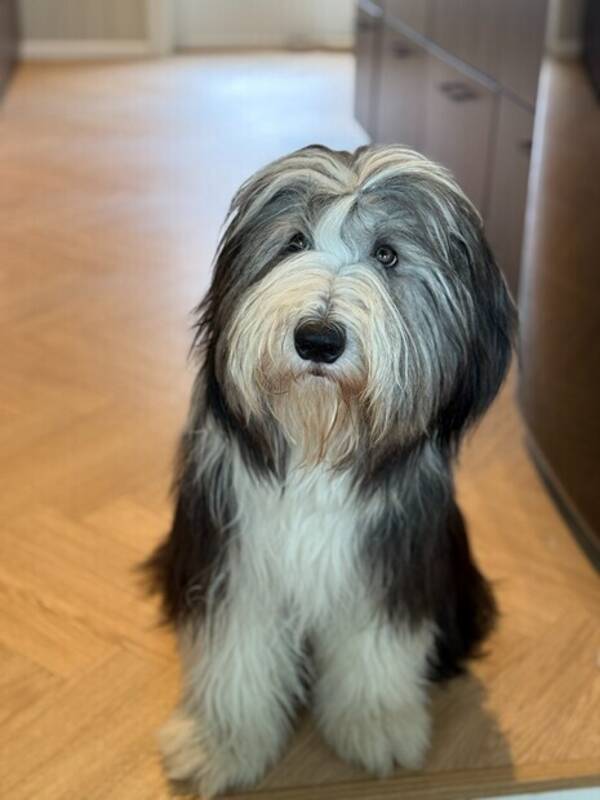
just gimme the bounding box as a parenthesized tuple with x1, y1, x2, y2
(286, 232, 310, 253)
(374, 245, 398, 268)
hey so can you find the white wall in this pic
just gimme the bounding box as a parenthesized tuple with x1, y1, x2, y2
(174, 0, 355, 50)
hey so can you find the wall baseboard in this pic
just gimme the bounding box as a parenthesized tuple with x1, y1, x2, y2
(21, 35, 352, 61)
(177, 34, 353, 51)
(21, 39, 153, 61)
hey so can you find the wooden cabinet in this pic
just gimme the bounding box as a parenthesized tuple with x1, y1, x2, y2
(519, 60, 600, 562)
(384, 0, 429, 35)
(354, 1, 383, 135)
(498, 0, 547, 107)
(354, 0, 548, 296)
(422, 59, 497, 211)
(428, 0, 502, 79)
(486, 97, 535, 296)
(375, 24, 427, 147)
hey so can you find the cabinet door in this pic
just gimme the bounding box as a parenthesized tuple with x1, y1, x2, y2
(384, 0, 429, 35)
(485, 97, 534, 298)
(374, 24, 427, 147)
(354, 2, 383, 137)
(499, 0, 547, 108)
(422, 57, 497, 212)
(428, 0, 502, 79)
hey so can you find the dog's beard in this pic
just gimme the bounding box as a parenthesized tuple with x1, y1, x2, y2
(224, 254, 439, 467)
(266, 372, 362, 467)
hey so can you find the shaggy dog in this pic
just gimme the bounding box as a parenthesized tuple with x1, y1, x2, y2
(146, 145, 515, 796)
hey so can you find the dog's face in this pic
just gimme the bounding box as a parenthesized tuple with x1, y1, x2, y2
(199, 145, 515, 468)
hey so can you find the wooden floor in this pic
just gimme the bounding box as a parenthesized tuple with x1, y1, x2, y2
(0, 53, 598, 800)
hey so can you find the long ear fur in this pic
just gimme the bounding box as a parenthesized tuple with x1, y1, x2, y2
(142, 431, 234, 625)
(435, 222, 517, 447)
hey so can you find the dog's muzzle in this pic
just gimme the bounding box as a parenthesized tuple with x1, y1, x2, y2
(294, 320, 346, 364)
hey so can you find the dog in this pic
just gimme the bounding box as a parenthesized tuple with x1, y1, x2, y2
(145, 144, 516, 796)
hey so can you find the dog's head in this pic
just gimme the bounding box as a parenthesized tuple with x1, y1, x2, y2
(196, 145, 516, 469)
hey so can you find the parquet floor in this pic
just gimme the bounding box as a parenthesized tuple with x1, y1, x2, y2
(0, 53, 598, 799)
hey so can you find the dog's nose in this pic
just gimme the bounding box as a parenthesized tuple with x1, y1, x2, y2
(294, 320, 346, 364)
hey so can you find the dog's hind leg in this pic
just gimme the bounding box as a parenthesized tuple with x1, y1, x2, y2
(159, 603, 305, 798)
(313, 610, 433, 776)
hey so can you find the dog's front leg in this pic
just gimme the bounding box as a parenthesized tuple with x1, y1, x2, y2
(314, 612, 433, 776)
(159, 602, 302, 797)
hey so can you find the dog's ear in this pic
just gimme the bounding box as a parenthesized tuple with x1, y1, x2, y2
(141, 433, 233, 624)
(435, 220, 517, 446)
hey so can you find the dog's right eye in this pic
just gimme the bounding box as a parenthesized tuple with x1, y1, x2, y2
(286, 232, 310, 253)
(374, 244, 398, 268)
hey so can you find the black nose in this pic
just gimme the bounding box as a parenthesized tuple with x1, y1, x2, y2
(294, 320, 346, 364)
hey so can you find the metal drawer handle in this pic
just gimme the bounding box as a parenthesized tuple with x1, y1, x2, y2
(439, 81, 479, 102)
(519, 138, 533, 154)
(439, 81, 462, 93)
(357, 19, 375, 32)
(391, 42, 412, 58)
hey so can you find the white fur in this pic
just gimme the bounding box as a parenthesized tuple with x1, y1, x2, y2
(161, 443, 433, 796)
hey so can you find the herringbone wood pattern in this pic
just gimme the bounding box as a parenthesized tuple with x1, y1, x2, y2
(0, 55, 598, 799)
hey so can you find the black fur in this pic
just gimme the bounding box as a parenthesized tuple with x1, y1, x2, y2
(359, 439, 496, 681)
(358, 214, 513, 679)
(435, 231, 516, 449)
(143, 431, 235, 624)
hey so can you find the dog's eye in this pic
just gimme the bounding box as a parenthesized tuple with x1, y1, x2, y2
(286, 232, 310, 253)
(374, 245, 398, 268)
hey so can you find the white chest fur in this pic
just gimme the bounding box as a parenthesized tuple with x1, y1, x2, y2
(229, 454, 364, 632)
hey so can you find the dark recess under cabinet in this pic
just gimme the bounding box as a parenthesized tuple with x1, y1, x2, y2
(0, 0, 19, 98)
(354, 0, 548, 298)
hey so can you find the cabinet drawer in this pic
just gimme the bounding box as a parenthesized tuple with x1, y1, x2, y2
(422, 57, 497, 212)
(486, 96, 534, 297)
(374, 24, 427, 147)
(384, 0, 430, 35)
(354, 2, 383, 136)
(427, 0, 547, 106)
(428, 0, 502, 79)
(498, 0, 547, 107)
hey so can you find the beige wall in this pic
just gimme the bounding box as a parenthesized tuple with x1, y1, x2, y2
(18, 0, 354, 57)
(19, 0, 147, 40)
(174, 0, 354, 49)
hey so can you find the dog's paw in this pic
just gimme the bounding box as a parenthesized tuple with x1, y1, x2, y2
(320, 702, 431, 776)
(158, 709, 269, 798)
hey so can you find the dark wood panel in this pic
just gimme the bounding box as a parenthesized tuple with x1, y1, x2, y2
(519, 60, 600, 558)
(384, 0, 430, 35)
(374, 24, 427, 147)
(422, 56, 497, 212)
(0, 0, 19, 98)
(354, 2, 383, 136)
(485, 96, 534, 298)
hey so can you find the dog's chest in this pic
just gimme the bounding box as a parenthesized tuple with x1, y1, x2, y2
(233, 461, 362, 622)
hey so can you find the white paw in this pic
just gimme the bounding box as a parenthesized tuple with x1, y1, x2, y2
(320, 703, 431, 776)
(158, 709, 270, 798)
